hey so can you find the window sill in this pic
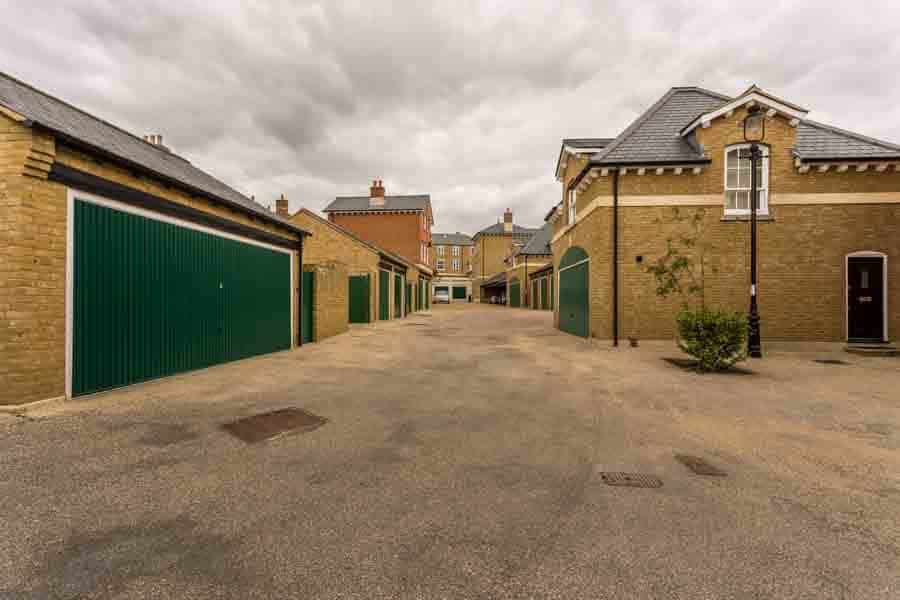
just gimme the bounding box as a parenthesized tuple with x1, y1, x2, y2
(720, 214, 775, 223)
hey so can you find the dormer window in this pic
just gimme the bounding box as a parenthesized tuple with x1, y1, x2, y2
(724, 144, 769, 216)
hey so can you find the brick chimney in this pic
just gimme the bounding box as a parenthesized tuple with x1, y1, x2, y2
(369, 179, 386, 208)
(275, 193, 289, 217)
(503, 208, 513, 233)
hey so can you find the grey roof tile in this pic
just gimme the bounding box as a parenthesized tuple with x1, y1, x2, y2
(563, 137, 615, 148)
(476, 222, 539, 236)
(0, 71, 303, 233)
(594, 87, 730, 165)
(432, 232, 473, 246)
(795, 120, 900, 160)
(324, 195, 431, 212)
(517, 222, 553, 256)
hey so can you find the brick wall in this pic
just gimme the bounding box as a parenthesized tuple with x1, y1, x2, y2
(305, 262, 349, 341)
(551, 110, 900, 342)
(290, 210, 380, 324)
(329, 211, 422, 265)
(0, 114, 301, 405)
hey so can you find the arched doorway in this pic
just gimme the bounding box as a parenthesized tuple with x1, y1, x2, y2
(558, 246, 589, 337)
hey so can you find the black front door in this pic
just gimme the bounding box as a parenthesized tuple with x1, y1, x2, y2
(848, 257, 885, 342)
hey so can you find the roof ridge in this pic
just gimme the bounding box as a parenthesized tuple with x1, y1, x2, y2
(334, 194, 430, 199)
(801, 118, 900, 152)
(0, 70, 192, 164)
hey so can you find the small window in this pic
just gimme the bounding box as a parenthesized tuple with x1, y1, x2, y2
(452, 259, 460, 270)
(724, 144, 769, 215)
(437, 259, 445, 270)
(452, 246, 460, 256)
(437, 246, 445, 257)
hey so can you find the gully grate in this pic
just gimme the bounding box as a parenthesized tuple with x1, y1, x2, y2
(599, 472, 663, 488)
(222, 408, 327, 444)
(814, 358, 850, 365)
(675, 454, 727, 477)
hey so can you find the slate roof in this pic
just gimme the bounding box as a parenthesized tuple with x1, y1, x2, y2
(475, 222, 539, 236)
(586, 85, 900, 167)
(0, 71, 304, 234)
(432, 232, 473, 246)
(516, 222, 553, 256)
(324, 195, 431, 213)
(563, 137, 615, 149)
(592, 87, 730, 165)
(795, 120, 900, 160)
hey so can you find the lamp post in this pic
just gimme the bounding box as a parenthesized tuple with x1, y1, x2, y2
(743, 107, 764, 358)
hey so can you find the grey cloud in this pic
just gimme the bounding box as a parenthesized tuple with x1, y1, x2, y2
(2, 0, 899, 232)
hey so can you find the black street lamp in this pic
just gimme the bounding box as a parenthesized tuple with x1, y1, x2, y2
(743, 106, 764, 358)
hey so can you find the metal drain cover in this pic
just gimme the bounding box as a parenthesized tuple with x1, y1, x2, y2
(222, 408, 327, 443)
(814, 358, 849, 365)
(675, 454, 727, 477)
(599, 472, 663, 488)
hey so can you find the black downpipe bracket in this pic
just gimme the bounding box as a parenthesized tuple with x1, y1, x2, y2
(612, 168, 620, 347)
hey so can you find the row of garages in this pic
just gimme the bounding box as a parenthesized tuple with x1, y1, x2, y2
(293, 209, 431, 345)
(0, 72, 432, 406)
(480, 249, 589, 339)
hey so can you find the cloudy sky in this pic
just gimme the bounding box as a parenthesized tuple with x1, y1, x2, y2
(3, 1, 899, 233)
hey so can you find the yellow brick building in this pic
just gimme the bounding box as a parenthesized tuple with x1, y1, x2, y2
(0, 72, 310, 405)
(550, 85, 900, 344)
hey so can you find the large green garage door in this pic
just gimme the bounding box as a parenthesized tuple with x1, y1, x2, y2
(394, 273, 403, 318)
(452, 286, 467, 300)
(509, 279, 521, 308)
(540, 277, 549, 310)
(379, 270, 390, 320)
(559, 247, 589, 338)
(349, 274, 370, 323)
(73, 200, 292, 396)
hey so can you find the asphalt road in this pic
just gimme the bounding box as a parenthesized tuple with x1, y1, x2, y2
(2, 304, 899, 599)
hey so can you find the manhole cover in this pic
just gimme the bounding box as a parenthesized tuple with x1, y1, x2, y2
(599, 472, 663, 488)
(814, 358, 849, 365)
(675, 454, 727, 477)
(222, 408, 327, 443)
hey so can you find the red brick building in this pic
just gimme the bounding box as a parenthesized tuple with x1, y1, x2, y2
(323, 180, 433, 270)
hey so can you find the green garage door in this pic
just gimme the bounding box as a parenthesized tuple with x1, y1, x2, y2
(452, 286, 467, 300)
(349, 275, 370, 323)
(509, 279, 521, 308)
(540, 277, 549, 310)
(379, 270, 390, 320)
(405, 283, 412, 317)
(394, 274, 403, 318)
(301, 271, 314, 344)
(559, 247, 589, 338)
(531, 280, 539, 309)
(73, 200, 292, 396)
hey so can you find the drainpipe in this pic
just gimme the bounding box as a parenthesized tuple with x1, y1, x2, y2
(612, 168, 620, 347)
(297, 236, 305, 346)
(524, 254, 529, 306)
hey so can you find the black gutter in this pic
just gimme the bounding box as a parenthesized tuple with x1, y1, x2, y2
(612, 168, 620, 347)
(41, 128, 309, 238)
(50, 164, 305, 251)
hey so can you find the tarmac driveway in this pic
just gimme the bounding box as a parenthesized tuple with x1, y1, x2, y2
(2, 304, 899, 599)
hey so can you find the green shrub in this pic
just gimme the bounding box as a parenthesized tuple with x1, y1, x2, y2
(676, 309, 748, 372)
